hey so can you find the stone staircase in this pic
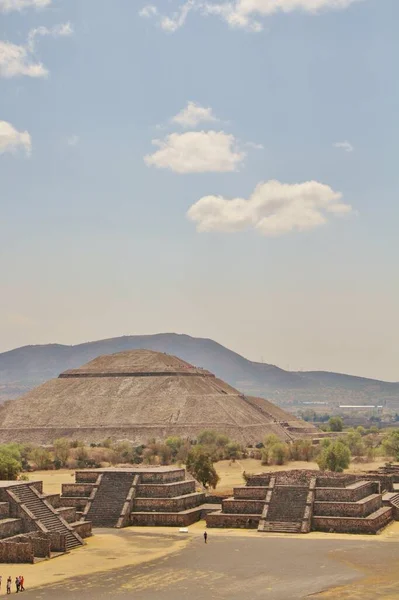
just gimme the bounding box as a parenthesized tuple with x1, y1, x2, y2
(85, 472, 136, 527)
(259, 521, 302, 533)
(259, 485, 309, 534)
(8, 485, 82, 551)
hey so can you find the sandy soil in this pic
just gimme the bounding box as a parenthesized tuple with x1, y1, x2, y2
(0, 529, 189, 591)
(16, 528, 399, 600)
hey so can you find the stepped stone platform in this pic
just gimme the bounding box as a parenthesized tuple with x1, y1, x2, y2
(0, 349, 318, 445)
(206, 470, 396, 535)
(0, 481, 91, 563)
(61, 467, 216, 528)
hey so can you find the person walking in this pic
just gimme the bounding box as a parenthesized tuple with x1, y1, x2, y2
(203, 531, 208, 544)
(6, 576, 11, 595)
(20, 576, 25, 592)
(15, 576, 20, 593)
(0, 575, 2, 591)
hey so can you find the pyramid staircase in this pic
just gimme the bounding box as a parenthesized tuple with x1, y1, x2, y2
(258, 478, 315, 534)
(84, 472, 138, 527)
(7, 484, 83, 551)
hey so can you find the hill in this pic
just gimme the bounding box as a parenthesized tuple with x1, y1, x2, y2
(0, 333, 398, 408)
(0, 349, 317, 445)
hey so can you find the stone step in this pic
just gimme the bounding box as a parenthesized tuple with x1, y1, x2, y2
(260, 521, 302, 533)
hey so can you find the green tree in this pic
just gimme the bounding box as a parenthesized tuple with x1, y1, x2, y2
(53, 438, 70, 467)
(344, 430, 365, 456)
(0, 445, 22, 480)
(113, 441, 135, 464)
(186, 448, 219, 489)
(316, 440, 351, 472)
(197, 431, 218, 446)
(270, 442, 289, 465)
(30, 447, 52, 470)
(382, 431, 399, 459)
(328, 417, 344, 432)
(165, 436, 185, 458)
(290, 439, 314, 462)
(225, 442, 242, 461)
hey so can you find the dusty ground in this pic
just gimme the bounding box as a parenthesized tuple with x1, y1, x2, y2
(12, 524, 399, 600)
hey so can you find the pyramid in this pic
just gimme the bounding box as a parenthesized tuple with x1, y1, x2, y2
(0, 350, 317, 445)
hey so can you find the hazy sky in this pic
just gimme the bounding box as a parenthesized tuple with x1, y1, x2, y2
(1, 0, 398, 381)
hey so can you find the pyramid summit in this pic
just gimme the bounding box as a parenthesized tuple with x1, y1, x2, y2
(0, 349, 316, 445)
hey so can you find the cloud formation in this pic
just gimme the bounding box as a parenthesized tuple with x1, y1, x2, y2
(172, 101, 219, 128)
(27, 22, 73, 52)
(0, 41, 47, 78)
(145, 130, 245, 173)
(0, 0, 50, 12)
(0, 23, 73, 78)
(334, 140, 354, 153)
(139, 0, 364, 32)
(187, 179, 352, 235)
(0, 120, 31, 155)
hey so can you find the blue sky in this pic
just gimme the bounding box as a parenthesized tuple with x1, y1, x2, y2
(0, 0, 398, 380)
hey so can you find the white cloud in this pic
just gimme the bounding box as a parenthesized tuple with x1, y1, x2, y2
(139, 5, 158, 18)
(144, 130, 245, 173)
(0, 40, 48, 78)
(172, 101, 219, 128)
(160, 0, 196, 32)
(334, 140, 354, 153)
(140, 0, 364, 32)
(139, 1, 196, 32)
(67, 134, 79, 147)
(27, 22, 73, 52)
(245, 141, 264, 150)
(0, 23, 72, 79)
(187, 179, 352, 235)
(0, 120, 31, 156)
(0, 0, 50, 12)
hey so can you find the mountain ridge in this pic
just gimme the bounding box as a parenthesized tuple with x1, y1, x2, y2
(0, 333, 398, 408)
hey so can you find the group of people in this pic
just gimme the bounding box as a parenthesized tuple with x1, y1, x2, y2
(0, 575, 25, 594)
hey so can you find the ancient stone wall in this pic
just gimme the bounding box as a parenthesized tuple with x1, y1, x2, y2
(206, 512, 260, 529)
(58, 496, 88, 511)
(140, 470, 185, 484)
(29, 533, 51, 558)
(57, 507, 77, 523)
(130, 510, 201, 527)
(222, 499, 264, 515)
(44, 494, 61, 508)
(48, 531, 66, 553)
(134, 493, 205, 513)
(0, 540, 33, 563)
(316, 475, 356, 488)
(76, 471, 99, 484)
(137, 481, 195, 498)
(71, 521, 92, 538)
(234, 487, 268, 500)
(0, 502, 9, 517)
(62, 484, 94, 497)
(313, 508, 392, 534)
(0, 519, 23, 539)
(314, 495, 382, 518)
(315, 482, 377, 502)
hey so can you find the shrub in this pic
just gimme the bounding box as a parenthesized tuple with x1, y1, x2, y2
(186, 447, 219, 489)
(316, 441, 351, 472)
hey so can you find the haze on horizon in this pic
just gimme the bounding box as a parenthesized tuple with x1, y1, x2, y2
(0, 0, 398, 383)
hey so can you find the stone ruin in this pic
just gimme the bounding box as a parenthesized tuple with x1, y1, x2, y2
(60, 467, 215, 528)
(206, 470, 397, 534)
(2, 465, 398, 562)
(0, 481, 92, 563)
